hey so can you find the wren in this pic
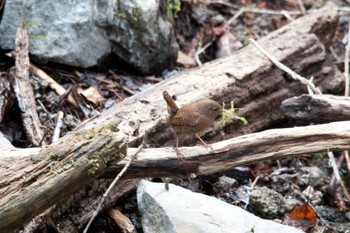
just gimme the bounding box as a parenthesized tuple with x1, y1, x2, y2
(163, 90, 222, 159)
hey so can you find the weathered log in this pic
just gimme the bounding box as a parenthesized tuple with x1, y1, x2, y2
(11, 22, 44, 146)
(0, 124, 126, 232)
(0, 5, 342, 232)
(281, 94, 350, 123)
(102, 121, 350, 178)
(107, 208, 138, 233)
(80, 5, 341, 149)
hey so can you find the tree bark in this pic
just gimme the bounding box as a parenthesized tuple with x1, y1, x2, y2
(281, 94, 350, 123)
(0, 123, 126, 232)
(102, 121, 350, 179)
(11, 23, 44, 146)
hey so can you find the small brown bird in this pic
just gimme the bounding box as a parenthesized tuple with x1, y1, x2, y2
(163, 90, 222, 159)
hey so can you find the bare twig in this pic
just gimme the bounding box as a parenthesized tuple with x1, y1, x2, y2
(241, 7, 302, 16)
(195, 40, 215, 66)
(29, 63, 79, 107)
(281, 10, 295, 21)
(344, 19, 350, 97)
(330, 46, 341, 62)
(343, 19, 350, 184)
(121, 85, 137, 96)
(195, 7, 244, 66)
(51, 111, 64, 143)
(249, 38, 322, 94)
(336, 6, 350, 13)
(226, 8, 245, 27)
(245, 176, 259, 209)
(83, 133, 147, 233)
(37, 99, 54, 125)
(220, 5, 350, 16)
(328, 151, 350, 202)
(344, 151, 350, 174)
(297, 0, 306, 15)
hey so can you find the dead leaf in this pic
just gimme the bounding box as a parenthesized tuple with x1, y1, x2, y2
(284, 203, 317, 231)
(79, 86, 105, 105)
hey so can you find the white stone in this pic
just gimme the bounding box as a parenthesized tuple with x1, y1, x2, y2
(137, 180, 303, 233)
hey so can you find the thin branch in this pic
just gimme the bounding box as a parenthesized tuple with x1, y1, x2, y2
(297, 0, 306, 15)
(52, 111, 64, 143)
(226, 8, 245, 27)
(344, 151, 350, 176)
(83, 132, 148, 233)
(343, 19, 350, 190)
(241, 7, 302, 16)
(328, 151, 350, 202)
(344, 19, 350, 97)
(29, 63, 79, 107)
(281, 10, 295, 21)
(103, 121, 350, 179)
(249, 38, 322, 94)
(195, 40, 215, 66)
(195, 7, 244, 67)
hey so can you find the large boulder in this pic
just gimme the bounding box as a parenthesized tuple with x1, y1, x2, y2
(0, 0, 178, 74)
(137, 180, 303, 233)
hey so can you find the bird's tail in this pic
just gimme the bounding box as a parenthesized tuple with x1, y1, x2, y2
(163, 90, 178, 117)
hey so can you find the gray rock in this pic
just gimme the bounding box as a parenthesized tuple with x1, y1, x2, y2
(298, 166, 327, 187)
(0, 0, 178, 74)
(249, 186, 285, 218)
(213, 175, 237, 194)
(284, 198, 303, 212)
(137, 180, 302, 233)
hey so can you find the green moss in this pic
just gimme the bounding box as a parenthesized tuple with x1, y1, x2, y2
(167, 0, 181, 19)
(87, 152, 124, 177)
(118, 12, 127, 19)
(243, 28, 252, 46)
(25, 22, 48, 41)
(87, 159, 101, 176)
(131, 4, 139, 23)
(75, 122, 119, 140)
(49, 161, 74, 175)
(71, 123, 124, 176)
(29, 33, 48, 40)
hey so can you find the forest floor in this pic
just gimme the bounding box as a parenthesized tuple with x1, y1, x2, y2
(1, 0, 350, 232)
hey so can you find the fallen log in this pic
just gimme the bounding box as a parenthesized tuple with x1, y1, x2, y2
(79, 5, 341, 149)
(0, 124, 126, 232)
(103, 121, 350, 178)
(0, 5, 343, 232)
(281, 94, 350, 123)
(10, 22, 44, 146)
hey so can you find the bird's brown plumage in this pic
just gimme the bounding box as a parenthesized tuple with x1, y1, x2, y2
(163, 90, 222, 159)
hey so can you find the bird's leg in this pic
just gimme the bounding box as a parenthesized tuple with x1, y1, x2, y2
(161, 178, 170, 191)
(195, 134, 213, 149)
(172, 135, 185, 160)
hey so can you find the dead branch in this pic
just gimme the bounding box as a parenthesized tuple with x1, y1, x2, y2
(102, 121, 350, 179)
(281, 94, 350, 123)
(10, 21, 44, 146)
(0, 123, 126, 232)
(29, 63, 79, 107)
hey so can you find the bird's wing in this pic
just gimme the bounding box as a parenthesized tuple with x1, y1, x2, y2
(170, 111, 202, 127)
